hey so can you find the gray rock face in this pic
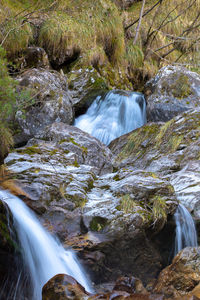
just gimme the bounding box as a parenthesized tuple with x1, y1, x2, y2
(110, 109, 200, 216)
(68, 67, 108, 116)
(83, 168, 177, 237)
(145, 65, 200, 122)
(5, 123, 113, 238)
(38, 122, 113, 175)
(15, 68, 73, 140)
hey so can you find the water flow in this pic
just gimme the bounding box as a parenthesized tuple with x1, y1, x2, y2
(174, 204, 198, 256)
(0, 190, 93, 300)
(75, 90, 146, 145)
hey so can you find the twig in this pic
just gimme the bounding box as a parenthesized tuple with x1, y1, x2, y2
(125, 0, 163, 31)
(133, 0, 146, 45)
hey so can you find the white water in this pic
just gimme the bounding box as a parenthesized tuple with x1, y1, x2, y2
(174, 204, 198, 256)
(75, 90, 146, 145)
(0, 190, 93, 300)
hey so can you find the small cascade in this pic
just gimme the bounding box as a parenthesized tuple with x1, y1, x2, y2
(75, 90, 146, 145)
(0, 190, 93, 300)
(174, 204, 198, 256)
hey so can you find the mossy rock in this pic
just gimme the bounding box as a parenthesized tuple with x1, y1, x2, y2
(0, 201, 17, 252)
(110, 109, 200, 177)
(146, 66, 200, 122)
(68, 67, 109, 116)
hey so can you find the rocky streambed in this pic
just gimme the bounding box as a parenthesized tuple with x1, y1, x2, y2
(0, 54, 200, 299)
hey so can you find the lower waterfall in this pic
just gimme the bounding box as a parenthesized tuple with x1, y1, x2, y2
(0, 189, 93, 300)
(174, 204, 198, 256)
(75, 90, 146, 145)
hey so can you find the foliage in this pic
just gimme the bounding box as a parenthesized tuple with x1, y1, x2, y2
(0, 46, 32, 163)
(123, 0, 200, 84)
(38, 0, 125, 67)
(0, 47, 17, 161)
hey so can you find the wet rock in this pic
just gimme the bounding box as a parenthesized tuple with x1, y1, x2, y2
(38, 122, 113, 175)
(0, 199, 23, 298)
(5, 141, 97, 239)
(113, 276, 147, 294)
(42, 273, 90, 300)
(153, 247, 200, 298)
(15, 68, 73, 141)
(145, 66, 200, 122)
(77, 167, 177, 284)
(5, 124, 112, 238)
(42, 273, 164, 300)
(110, 109, 200, 215)
(83, 168, 177, 237)
(170, 161, 200, 218)
(68, 67, 108, 116)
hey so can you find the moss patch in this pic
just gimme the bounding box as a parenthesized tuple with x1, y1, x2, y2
(90, 216, 108, 232)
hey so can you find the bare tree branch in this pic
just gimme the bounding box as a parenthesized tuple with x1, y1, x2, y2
(133, 0, 146, 45)
(125, 0, 163, 31)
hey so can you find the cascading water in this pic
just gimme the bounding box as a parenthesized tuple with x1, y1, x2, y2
(75, 90, 146, 145)
(174, 204, 198, 256)
(0, 189, 93, 300)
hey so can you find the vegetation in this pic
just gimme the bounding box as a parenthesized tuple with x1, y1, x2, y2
(0, 47, 16, 163)
(123, 0, 200, 85)
(0, 0, 199, 90)
(0, 0, 199, 164)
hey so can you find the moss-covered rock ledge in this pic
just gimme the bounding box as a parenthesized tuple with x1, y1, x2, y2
(110, 108, 200, 216)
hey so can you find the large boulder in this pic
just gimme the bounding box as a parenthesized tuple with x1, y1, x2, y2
(145, 66, 200, 122)
(83, 168, 177, 237)
(15, 68, 73, 144)
(153, 247, 200, 299)
(78, 167, 177, 284)
(38, 122, 113, 175)
(42, 274, 90, 300)
(110, 109, 200, 215)
(5, 123, 113, 239)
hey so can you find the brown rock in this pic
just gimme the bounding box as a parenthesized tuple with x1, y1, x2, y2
(113, 276, 146, 294)
(153, 247, 200, 298)
(42, 273, 90, 300)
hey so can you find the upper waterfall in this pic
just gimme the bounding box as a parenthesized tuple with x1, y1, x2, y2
(0, 190, 93, 300)
(174, 204, 198, 257)
(75, 90, 146, 145)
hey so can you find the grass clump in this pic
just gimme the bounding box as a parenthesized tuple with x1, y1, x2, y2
(38, 0, 126, 68)
(151, 195, 167, 223)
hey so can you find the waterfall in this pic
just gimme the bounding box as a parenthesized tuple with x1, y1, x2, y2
(0, 189, 93, 300)
(174, 204, 198, 256)
(75, 90, 146, 145)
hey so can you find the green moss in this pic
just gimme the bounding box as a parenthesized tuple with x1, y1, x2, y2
(0, 203, 17, 250)
(16, 145, 42, 155)
(90, 216, 108, 232)
(69, 137, 80, 146)
(73, 160, 80, 168)
(81, 146, 88, 155)
(113, 174, 120, 181)
(151, 195, 167, 223)
(119, 194, 137, 213)
(58, 139, 68, 144)
(49, 149, 59, 155)
(171, 74, 193, 99)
